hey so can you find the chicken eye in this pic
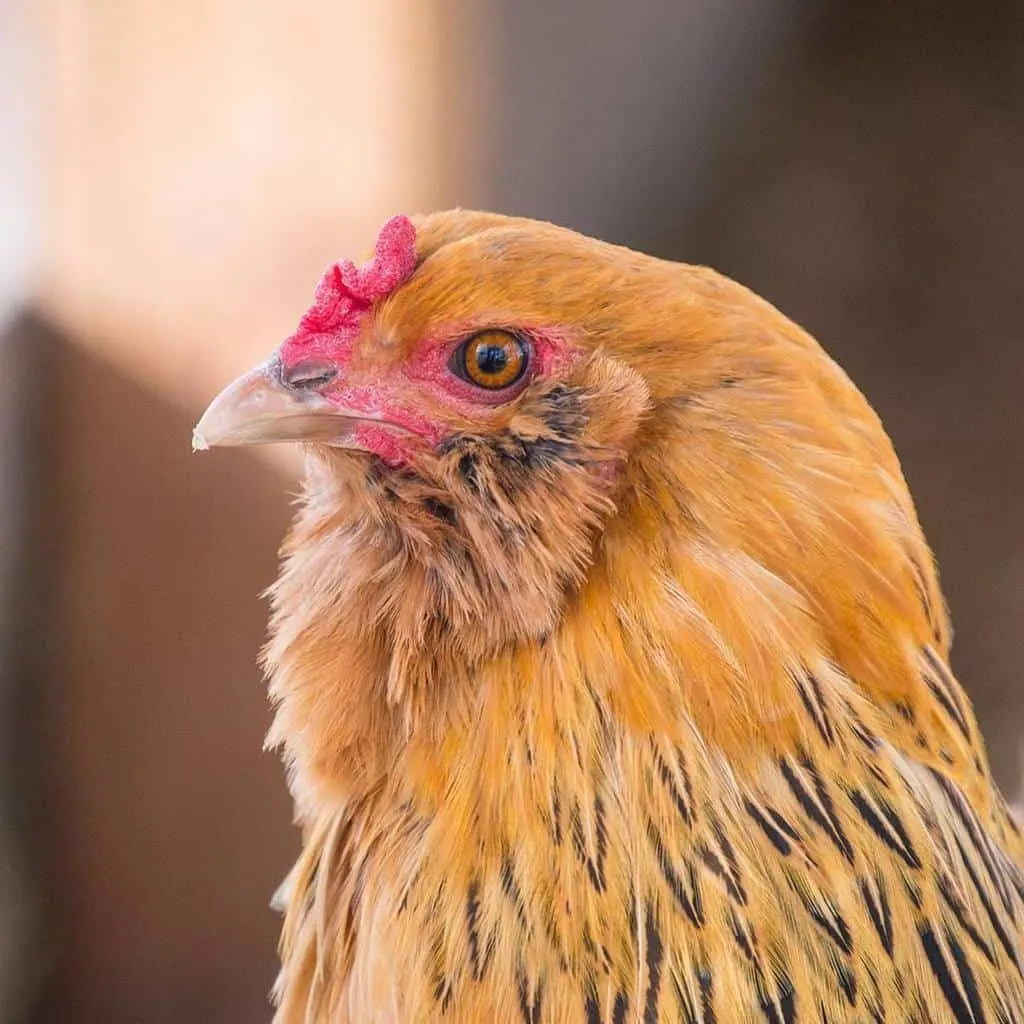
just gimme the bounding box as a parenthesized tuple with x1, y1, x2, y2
(450, 330, 528, 390)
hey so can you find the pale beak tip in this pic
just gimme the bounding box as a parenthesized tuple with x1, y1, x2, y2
(191, 424, 211, 452)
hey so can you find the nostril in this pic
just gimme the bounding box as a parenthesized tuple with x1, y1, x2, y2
(282, 358, 338, 390)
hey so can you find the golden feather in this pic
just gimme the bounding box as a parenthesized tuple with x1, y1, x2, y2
(242, 211, 1024, 1022)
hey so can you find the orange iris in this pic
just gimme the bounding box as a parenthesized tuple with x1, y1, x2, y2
(459, 330, 528, 390)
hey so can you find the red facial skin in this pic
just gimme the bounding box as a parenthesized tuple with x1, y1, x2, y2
(276, 216, 576, 467)
(315, 331, 574, 467)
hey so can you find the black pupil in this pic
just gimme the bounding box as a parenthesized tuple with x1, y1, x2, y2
(475, 342, 509, 376)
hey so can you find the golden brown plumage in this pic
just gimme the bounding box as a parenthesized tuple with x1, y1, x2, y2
(198, 210, 1024, 1022)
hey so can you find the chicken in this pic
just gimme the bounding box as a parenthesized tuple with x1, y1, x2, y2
(194, 211, 1024, 1023)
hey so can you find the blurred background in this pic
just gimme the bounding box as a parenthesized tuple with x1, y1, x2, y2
(1, 1, 1022, 1020)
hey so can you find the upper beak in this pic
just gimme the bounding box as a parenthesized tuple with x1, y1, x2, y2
(193, 355, 363, 451)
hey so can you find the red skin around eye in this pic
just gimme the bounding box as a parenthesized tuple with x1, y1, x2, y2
(335, 330, 578, 465)
(337, 330, 579, 465)
(403, 330, 576, 408)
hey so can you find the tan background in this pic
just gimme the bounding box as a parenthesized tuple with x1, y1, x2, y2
(0, 2, 1020, 1021)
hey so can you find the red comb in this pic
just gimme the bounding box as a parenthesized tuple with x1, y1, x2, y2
(299, 215, 418, 334)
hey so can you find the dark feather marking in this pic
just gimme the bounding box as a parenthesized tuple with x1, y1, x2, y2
(933, 770, 1017, 919)
(428, 904, 453, 1013)
(924, 675, 971, 744)
(516, 965, 543, 1024)
(836, 962, 857, 1006)
(1011, 862, 1024, 906)
(780, 756, 854, 864)
(673, 974, 698, 1024)
(800, 756, 856, 860)
(710, 818, 747, 904)
(908, 554, 938, 631)
(423, 496, 456, 524)
(593, 795, 608, 890)
(647, 818, 705, 926)
(457, 452, 478, 488)
(584, 983, 601, 1024)
(745, 798, 793, 856)
(612, 991, 629, 1024)
(433, 978, 453, 1014)
(760, 977, 797, 1024)
(794, 670, 835, 745)
(779, 987, 796, 1024)
(698, 842, 747, 906)
(551, 780, 563, 846)
(699, 968, 716, 1024)
(904, 877, 924, 910)
(859, 875, 894, 956)
(850, 714, 882, 751)
(674, 966, 717, 1024)
(922, 647, 971, 737)
(768, 808, 803, 843)
(954, 834, 1024, 976)
(570, 732, 585, 772)
(643, 904, 664, 1024)
(501, 853, 530, 932)
(794, 887, 853, 955)
(655, 747, 694, 826)
(865, 759, 892, 791)
(848, 788, 922, 869)
(999, 796, 1022, 837)
(570, 802, 586, 865)
(938, 873, 997, 965)
(893, 700, 917, 725)
(570, 796, 608, 893)
(522, 435, 578, 470)
(466, 880, 483, 980)
(542, 383, 589, 435)
(727, 908, 758, 964)
(919, 924, 986, 1024)
(676, 746, 696, 810)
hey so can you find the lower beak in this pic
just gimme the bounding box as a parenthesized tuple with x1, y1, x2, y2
(193, 356, 365, 450)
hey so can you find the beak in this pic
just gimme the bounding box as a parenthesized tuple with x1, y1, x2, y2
(192, 355, 365, 451)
